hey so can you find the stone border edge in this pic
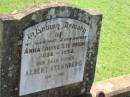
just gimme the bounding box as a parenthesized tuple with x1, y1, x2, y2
(0, 2, 102, 21)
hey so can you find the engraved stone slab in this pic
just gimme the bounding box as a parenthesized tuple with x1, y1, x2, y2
(20, 18, 89, 95)
(0, 3, 102, 97)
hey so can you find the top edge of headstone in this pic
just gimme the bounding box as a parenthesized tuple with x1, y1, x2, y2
(0, 2, 102, 21)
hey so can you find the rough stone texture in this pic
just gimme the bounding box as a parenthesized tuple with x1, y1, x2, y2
(0, 3, 102, 97)
(91, 74, 130, 97)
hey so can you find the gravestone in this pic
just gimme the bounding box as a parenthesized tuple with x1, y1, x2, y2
(0, 3, 102, 97)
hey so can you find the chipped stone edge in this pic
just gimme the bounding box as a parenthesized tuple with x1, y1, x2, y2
(0, 2, 102, 21)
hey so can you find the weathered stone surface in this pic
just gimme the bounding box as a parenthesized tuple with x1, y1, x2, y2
(0, 3, 102, 97)
(91, 74, 130, 97)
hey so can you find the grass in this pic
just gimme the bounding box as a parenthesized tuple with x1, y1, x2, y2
(0, 0, 130, 81)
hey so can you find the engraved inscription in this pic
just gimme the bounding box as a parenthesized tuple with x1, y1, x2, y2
(20, 18, 89, 96)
